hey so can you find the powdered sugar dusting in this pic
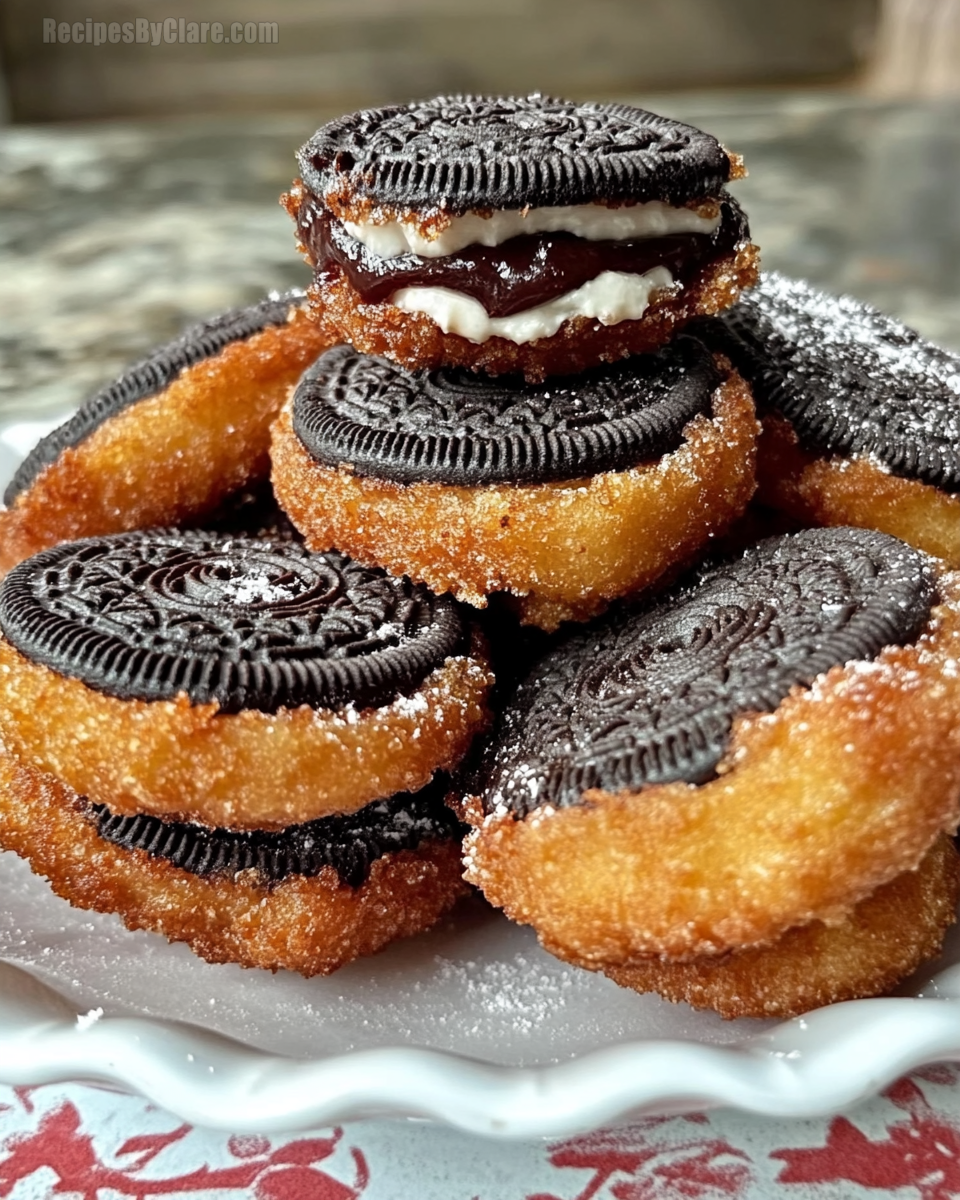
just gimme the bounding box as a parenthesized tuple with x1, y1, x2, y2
(221, 569, 301, 606)
(720, 272, 960, 489)
(431, 953, 574, 1034)
(468, 528, 935, 818)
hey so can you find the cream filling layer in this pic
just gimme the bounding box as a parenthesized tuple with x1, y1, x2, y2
(345, 202, 720, 260)
(391, 268, 675, 345)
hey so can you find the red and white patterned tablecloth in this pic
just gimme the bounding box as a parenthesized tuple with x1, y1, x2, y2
(3, 1067, 960, 1199)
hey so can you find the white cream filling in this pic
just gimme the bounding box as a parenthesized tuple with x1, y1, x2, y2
(391, 268, 675, 345)
(345, 202, 720, 260)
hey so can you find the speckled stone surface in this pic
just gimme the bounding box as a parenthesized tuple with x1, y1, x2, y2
(1, 92, 959, 425)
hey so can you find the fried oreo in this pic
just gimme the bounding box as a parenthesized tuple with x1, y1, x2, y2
(284, 95, 759, 380)
(271, 337, 758, 630)
(0, 531, 492, 829)
(704, 273, 960, 565)
(0, 531, 494, 973)
(462, 527, 960, 1011)
(0, 747, 469, 975)
(0, 293, 332, 575)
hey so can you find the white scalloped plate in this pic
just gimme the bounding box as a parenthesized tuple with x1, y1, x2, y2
(1, 412, 959, 1139)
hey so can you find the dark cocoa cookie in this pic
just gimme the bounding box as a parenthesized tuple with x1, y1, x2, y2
(713, 273, 960, 489)
(272, 343, 759, 630)
(472, 526, 936, 816)
(0, 746, 469, 977)
(283, 94, 758, 380)
(291, 337, 722, 486)
(0, 293, 333, 576)
(0, 532, 466, 714)
(701, 274, 960, 566)
(85, 775, 462, 890)
(198, 481, 303, 543)
(462, 528, 960, 993)
(0, 531, 493, 829)
(298, 96, 739, 215)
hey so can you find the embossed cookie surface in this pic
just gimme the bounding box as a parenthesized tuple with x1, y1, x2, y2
(299, 95, 736, 214)
(713, 273, 960, 490)
(473, 526, 937, 818)
(292, 337, 722, 485)
(0, 531, 466, 714)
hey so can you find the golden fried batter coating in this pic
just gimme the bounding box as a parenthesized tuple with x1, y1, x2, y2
(301, 243, 759, 383)
(463, 574, 960, 964)
(586, 836, 960, 1019)
(0, 746, 468, 976)
(271, 372, 759, 631)
(0, 638, 493, 830)
(0, 309, 332, 576)
(755, 415, 960, 568)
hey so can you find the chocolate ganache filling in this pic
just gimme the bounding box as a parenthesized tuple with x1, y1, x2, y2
(297, 196, 748, 318)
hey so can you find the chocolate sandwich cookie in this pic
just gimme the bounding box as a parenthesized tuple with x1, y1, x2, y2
(0, 750, 469, 975)
(0, 531, 493, 830)
(284, 95, 759, 381)
(271, 336, 759, 630)
(702, 273, 960, 566)
(0, 293, 332, 575)
(462, 527, 960, 1016)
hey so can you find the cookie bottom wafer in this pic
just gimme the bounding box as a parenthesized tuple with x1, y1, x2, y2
(0, 747, 467, 976)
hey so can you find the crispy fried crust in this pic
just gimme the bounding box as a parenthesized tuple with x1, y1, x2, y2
(463, 573, 960, 963)
(586, 836, 960, 1019)
(271, 371, 759, 631)
(302, 244, 759, 383)
(0, 309, 332, 576)
(0, 746, 468, 975)
(756, 414, 960, 568)
(0, 637, 493, 830)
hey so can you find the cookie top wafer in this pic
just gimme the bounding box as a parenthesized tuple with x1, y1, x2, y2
(472, 527, 936, 818)
(5, 292, 304, 506)
(299, 95, 737, 216)
(291, 337, 723, 486)
(713, 273, 960, 490)
(0, 531, 467, 714)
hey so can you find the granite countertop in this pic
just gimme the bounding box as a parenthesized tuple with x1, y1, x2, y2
(1, 90, 959, 424)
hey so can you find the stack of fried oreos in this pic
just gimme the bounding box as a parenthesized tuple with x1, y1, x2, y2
(0, 268, 495, 978)
(2, 94, 960, 1017)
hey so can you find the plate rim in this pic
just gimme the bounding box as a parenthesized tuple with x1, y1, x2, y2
(1, 959, 960, 1138)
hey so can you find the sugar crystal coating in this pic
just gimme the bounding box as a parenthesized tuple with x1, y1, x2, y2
(712, 273, 960, 490)
(472, 526, 937, 817)
(298, 95, 734, 214)
(0, 531, 467, 714)
(292, 337, 722, 485)
(5, 292, 305, 506)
